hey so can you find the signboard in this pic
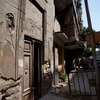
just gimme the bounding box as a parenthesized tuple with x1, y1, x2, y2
(86, 32, 100, 45)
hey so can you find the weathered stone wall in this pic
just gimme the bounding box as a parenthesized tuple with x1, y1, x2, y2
(0, 0, 55, 98)
(0, 78, 21, 100)
(0, 0, 24, 79)
(0, 0, 17, 79)
(0, 0, 22, 99)
(43, 72, 53, 95)
(23, 0, 43, 41)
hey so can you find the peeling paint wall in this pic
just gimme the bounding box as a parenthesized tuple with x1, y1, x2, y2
(0, 0, 22, 99)
(0, 40, 15, 78)
(0, 0, 19, 79)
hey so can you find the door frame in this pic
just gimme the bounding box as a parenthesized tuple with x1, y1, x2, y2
(22, 35, 42, 100)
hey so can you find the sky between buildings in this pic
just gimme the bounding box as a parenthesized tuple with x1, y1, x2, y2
(82, 0, 100, 31)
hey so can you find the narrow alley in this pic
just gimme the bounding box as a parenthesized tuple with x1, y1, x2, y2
(0, 0, 100, 100)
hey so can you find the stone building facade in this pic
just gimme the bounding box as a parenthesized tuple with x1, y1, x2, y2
(0, 0, 83, 100)
(0, 0, 54, 99)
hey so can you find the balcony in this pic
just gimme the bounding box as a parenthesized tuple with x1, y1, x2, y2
(54, 0, 83, 49)
(54, 0, 72, 15)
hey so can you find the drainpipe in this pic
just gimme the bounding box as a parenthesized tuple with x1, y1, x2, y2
(43, 10, 47, 61)
(15, 0, 25, 78)
(84, 0, 100, 97)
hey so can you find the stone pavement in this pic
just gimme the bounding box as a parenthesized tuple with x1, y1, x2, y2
(40, 79, 98, 100)
(39, 82, 70, 100)
(39, 93, 69, 100)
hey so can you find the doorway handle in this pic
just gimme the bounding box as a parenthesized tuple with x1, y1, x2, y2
(25, 69, 28, 74)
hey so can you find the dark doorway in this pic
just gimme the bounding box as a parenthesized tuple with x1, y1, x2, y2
(34, 42, 42, 100)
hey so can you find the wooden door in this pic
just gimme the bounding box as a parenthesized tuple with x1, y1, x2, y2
(23, 39, 34, 100)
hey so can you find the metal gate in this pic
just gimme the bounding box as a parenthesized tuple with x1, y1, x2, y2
(68, 69, 97, 96)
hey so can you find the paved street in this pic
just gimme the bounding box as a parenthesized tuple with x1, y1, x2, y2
(40, 94, 69, 100)
(39, 80, 69, 100)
